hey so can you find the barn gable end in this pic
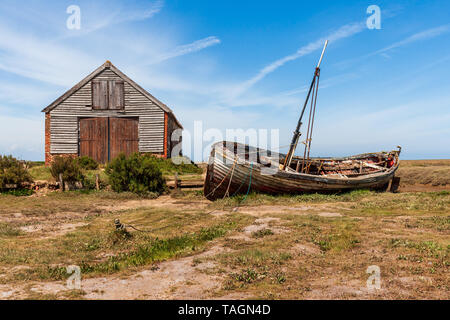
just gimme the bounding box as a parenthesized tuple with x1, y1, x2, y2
(42, 61, 182, 165)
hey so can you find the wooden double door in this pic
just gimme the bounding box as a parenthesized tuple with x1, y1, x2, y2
(79, 117, 138, 163)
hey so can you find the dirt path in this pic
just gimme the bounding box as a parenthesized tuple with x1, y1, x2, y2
(1, 200, 299, 300)
(24, 244, 230, 300)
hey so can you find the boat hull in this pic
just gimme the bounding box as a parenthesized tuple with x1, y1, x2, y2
(204, 142, 400, 201)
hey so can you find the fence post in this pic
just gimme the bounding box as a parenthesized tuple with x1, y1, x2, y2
(95, 174, 100, 191)
(59, 173, 64, 192)
(174, 172, 179, 190)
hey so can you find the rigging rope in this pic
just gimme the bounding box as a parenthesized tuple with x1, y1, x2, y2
(240, 162, 254, 203)
(301, 69, 320, 173)
(231, 162, 253, 197)
(204, 157, 238, 199)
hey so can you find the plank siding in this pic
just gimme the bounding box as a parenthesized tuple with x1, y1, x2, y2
(49, 68, 165, 154)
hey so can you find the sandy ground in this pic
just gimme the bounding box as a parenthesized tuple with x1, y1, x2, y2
(0, 196, 341, 299)
(0, 190, 448, 300)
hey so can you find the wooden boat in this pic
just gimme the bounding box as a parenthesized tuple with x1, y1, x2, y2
(204, 141, 401, 201)
(204, 41, 401, 200)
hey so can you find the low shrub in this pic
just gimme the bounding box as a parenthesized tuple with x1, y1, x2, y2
(0, 155, 33, 190)
(77, 156, 99, 170)
(105, 153, 166, 195)
(50, 156, 84, 183)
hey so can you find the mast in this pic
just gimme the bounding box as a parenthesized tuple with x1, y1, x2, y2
(282, 40, 328, 171)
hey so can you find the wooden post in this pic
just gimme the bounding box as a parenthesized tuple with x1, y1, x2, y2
(95, 174, 100, 191)
(174, 172, 179, 190)
(59, 173, 64, 192)
(391, 177, 401, 193)
(296, 161, 300, 172)
(385, 178, 393, 193)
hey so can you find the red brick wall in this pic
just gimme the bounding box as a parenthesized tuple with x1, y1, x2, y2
(163, 113, 168, 159)
(45, 113, 51, 166)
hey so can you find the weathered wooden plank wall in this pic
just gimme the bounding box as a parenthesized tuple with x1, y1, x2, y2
(49, 69, 165, 154)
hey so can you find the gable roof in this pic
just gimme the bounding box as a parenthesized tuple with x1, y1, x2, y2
(41, 61, 183, 129)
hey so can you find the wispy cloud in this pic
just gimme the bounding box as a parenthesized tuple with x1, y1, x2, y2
(234, 22, 366, 96)
(149, 36, 221, 64)
(60, 0, 164, 38)
(0, 22, 97, 86)
(336, 24, 450, 68)
(373, 25, 450, 55)
(118, 0, 164, 23)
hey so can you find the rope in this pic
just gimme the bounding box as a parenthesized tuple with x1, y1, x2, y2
(306, 69, 320, 166)
(114, 218, 170, 234)
(223, 158, 237, 198)
(230, 163, 253, 197)
(240, 162, 254, 203)
(125, 224, 166, 233)
(301, 70, 320, 173)
(204, 157, 238, 199)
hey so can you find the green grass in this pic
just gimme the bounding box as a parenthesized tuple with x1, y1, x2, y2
(152, 156, 203, 175)
(389, 238, 448, 259)
(44, 221, 236, 279)
(349, 191, 450, 214)
(209, 189, 374, 209)
(310, 221, 360, 252)
(28, 165, 52, 181)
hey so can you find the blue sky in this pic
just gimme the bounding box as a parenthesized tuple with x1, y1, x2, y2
(0, 0, 449, 161)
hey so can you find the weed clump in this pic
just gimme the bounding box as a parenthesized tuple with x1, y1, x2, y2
(109, 229, 133, 245)
(251, 228, 274, 238)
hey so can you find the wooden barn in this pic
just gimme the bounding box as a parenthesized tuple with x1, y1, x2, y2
(42, 61, 182, 165)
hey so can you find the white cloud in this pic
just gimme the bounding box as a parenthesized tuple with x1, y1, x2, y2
(336, 24, 450, 68)
(149, 36, 221, 64)
(234, 22, 366, 97)
(373, 24, 450, 55)
(0, 22, 98, 86)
